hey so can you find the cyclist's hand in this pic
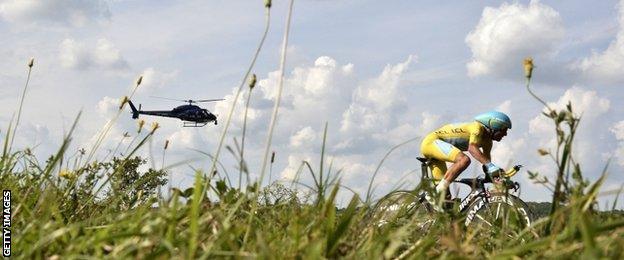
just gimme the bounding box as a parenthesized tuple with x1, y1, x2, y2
(493, 178, 518, 191)
(485, 162, 502, 175)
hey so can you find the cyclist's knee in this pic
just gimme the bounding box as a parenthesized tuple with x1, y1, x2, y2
(455, 153, 471, 167)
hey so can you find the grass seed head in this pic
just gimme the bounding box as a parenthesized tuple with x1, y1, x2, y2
(523, 57, 534, 79)
(138, 120, 146, 133)
(150, 122, 160, 133)
(28, 57, 34, 68)
(164, 140, 170, 150)
(119, 96, 129, 110)
(136, 75, 143, 86)
(265, 0, 272, 8)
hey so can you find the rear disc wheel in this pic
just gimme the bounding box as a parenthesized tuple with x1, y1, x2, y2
(371, 191, 434, 231)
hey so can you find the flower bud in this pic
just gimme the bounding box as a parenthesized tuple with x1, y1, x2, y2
(249, 74, 257, 89)
(265, 0, 272, 8)
(556, 112, 566, 124)
(523, 57, 534, 79)
(537, 149, 549, 156)
(28, 57, 35, 68)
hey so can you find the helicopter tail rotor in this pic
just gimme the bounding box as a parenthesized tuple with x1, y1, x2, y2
(128, 100, 140, 119)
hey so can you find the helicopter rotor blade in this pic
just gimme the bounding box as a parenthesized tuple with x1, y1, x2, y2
(149, 96, 224, 104)
(149, 96, 187, 102)
(195, 98, 225, 103)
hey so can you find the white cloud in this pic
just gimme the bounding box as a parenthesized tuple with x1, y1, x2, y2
(167, 128, 207, 149)
(528, 87, 611, 175)
(97, 96, 121, 118)
(466, 1, 564, 78)
(417, 111, 441, 134)
(496, 100, 512, 115)
(10, 122, 53, 154)
(210, 55, 423, 193)
(60, 38, 129, 70)
(280, 154, 311, 181)
(610, 121, 624, 166)
(0, 0, 111, 27)
(339, 55, 416, 138)
(572, 0, 624, 84)
(290, 127, 317, 149)
(491, 138, 526, 167)
(138, 68, 179, 93)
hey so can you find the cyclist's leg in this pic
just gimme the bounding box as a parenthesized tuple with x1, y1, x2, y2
(444, 152, 470, 183)
(428, 159, 447, 181)
(421, 137, 466, 200)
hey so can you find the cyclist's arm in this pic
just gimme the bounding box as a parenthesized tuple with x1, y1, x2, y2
(468, 143, 490, 165)
(482, 141, 492, 161)
(468, 122, 492, 165)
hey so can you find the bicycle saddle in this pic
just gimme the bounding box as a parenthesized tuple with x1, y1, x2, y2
(416, 157, 429, 163)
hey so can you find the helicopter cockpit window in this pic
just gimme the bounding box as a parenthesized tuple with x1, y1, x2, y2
(202, 110, 209, 117)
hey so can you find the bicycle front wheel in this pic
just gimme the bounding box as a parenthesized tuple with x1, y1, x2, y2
(465, 193, 535, 239)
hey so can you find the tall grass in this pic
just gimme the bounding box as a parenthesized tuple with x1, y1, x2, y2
(2, 5, 624, 260)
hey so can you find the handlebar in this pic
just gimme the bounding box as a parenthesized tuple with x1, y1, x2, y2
(502, 164, 523, 178)
(484, 164, 523, 178)
(491, 165, 522, 192)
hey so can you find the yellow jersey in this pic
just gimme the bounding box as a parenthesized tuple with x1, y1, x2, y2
(428, 121, 491, 151)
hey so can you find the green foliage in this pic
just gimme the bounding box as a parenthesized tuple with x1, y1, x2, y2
(2, 13, 624, 259)
(104, 156, 168, 211)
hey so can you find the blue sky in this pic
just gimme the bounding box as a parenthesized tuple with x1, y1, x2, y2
(1, 0, 623, 208)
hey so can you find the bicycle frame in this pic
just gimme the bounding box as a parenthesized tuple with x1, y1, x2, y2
(415, 157, 530, 227)
(371, 158, 531, 230)
(417, 157, 490, 210)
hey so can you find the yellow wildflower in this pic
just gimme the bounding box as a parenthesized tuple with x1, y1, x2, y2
(59, 169, 76, 179)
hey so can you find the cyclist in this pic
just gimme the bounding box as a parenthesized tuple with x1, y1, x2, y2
(420, 111, 511, 202)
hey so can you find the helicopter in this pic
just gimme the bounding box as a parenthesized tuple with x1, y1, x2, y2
(127, 96, 224, 127)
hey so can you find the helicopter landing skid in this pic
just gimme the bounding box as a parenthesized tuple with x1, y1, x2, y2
(183, 121, 208, 127)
